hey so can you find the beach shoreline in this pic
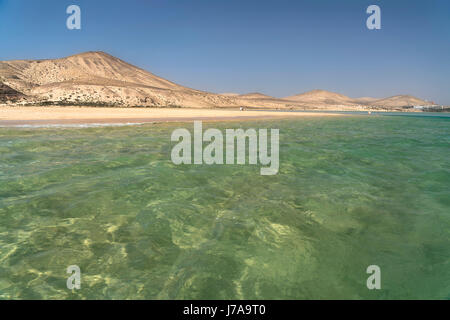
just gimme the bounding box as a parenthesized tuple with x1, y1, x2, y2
(0, 106, 346, 126)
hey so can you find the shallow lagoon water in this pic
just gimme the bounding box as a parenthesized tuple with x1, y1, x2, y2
(0, 115, 449, 299)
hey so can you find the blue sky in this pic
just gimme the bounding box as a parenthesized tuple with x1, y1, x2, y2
(1, 0, 449, 103)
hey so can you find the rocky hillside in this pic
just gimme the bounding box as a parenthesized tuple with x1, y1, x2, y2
(0, 52, 437, 110)
(0, 82, 25, 102)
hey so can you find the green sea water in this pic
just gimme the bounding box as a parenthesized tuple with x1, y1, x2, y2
(0, 115, 449, 299)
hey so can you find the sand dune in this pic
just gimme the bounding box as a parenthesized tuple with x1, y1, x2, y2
(0, 51, 436, 110)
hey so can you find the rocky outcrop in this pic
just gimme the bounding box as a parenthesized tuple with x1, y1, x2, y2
(0, 82, 25, 102)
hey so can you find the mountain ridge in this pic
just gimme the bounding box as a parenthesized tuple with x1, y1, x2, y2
(0, 52, 437, 110)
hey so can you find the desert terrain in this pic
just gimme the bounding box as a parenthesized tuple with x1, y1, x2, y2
(0, 51, 439, 113)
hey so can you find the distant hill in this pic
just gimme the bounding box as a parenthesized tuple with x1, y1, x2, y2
(353, 97, 378, 104)
(239, 92, 275, 99)
(0, 52, 436, 110)
(367, 95, 431, 107)
(285, 89, 355, 105)
(285, 89, 432, 109)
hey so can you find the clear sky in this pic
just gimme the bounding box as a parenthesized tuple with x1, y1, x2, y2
(1, 0, 449, 103)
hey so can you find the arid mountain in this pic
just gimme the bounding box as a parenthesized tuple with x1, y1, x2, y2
(353, 97, 379, 104)
(366, 95, 431, 107)
(239, 92, 275, 99)
(285, 89, 432, 109)
(0, 52, 436, 110)
(0, 51, 240, 108)
(285, 89, 356, 105)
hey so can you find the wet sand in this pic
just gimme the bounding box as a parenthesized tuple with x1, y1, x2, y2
(0, 106, 344, 126)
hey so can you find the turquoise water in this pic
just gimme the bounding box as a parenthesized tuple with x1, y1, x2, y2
(0, 115, 449, 299)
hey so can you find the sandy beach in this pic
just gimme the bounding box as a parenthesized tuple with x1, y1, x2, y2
(0, 106, 344, 126)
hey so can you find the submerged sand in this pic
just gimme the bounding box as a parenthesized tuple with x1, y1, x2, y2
(0, 106, 344, 126)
